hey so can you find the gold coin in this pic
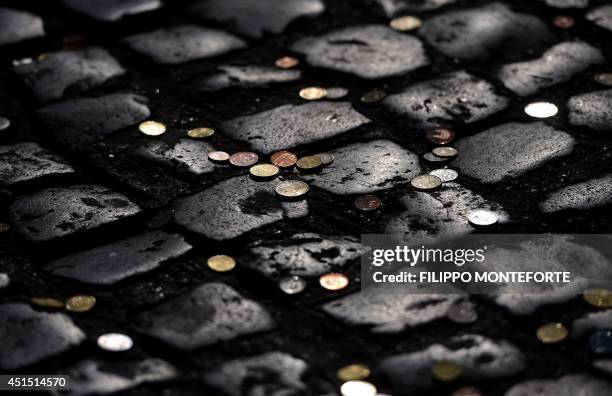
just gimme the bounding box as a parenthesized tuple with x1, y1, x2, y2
(583, 289, 612, 308)
(319, 273, 349, 291)
(296, 155, 323, 171)
(249, 163, 280, 179)
(207, 255, 236, 272)
(431, 361, 463, 382)
(31, 297, 64, 309)
(337, 364, 371, 381)
(187, 127, 214, 138)
(432, 147, 458, 158)
(65, 295, 97, 312)
(0, 223, 9, 233)
(139, 121, 166, 136)
(536, 323, 568, 344)
(275, 180, 309, 198)
(411, 174, 442, 190)
(390, 15, 422, 31)
(299, 87, 327, 101)
(595, 73, 612, 86)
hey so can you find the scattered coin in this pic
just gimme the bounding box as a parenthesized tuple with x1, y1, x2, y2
(524, 102, 558, 118)
(447, 301, 478, 324)
(275, 56, 299, 69)
(536, 322, 568, 344)
(452, 386, 484, 396)
(583, 289, 612, 308)
(432, 146, 458, 158)
(208, 151, 231, 162)
(326, 87, 349, 99)
(361, 89, 386, 104)
(275, 180, 309, 198)
(340, 380, 377, 396)
(97, 333, 134, 352)
(467, 210, 499, 227)
(0, 116, 10, 131)
(354, 195, 381, 211)
(270, 151, 298, 168)
(411, 174, 442, 190)
(0, 223, 10, 233)
(230, 152, 259, 167)
(316, 152, 335, 165)
(297, 155, 323, 171)
(300, 87, 327, 100)
(279, 276, 307, 295)
(431, 361, 463, 382)
(594, 73, 612, 86)
(589, 330, 612, 354)
(139, 121, 167, 136)
(31, 297, 64, 309)
(319, 273, 349, 291)
(187, 127, 214, 139)
(553, 15, 575, 29)
(429, 168, 459, 182)
(207, 255, 236, 272)
(390, 15, 422, 31)
(148, 209, 174, 229)
(65, 295, 97, 312)
(426, 127, 455, 145)
(337, 364, 371, 381)
(250, 163, 280, 179)
(423, 152, 449, 163)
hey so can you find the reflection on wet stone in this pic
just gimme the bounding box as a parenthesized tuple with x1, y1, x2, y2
(0, 7, 44, 45)
(0, 142, 74, 186)
(196, 65, 301, 91)
(540, 175, 612, 213)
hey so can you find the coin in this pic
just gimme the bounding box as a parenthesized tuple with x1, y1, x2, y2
(583, 289, 612, 308)
(139, 121, 166, 136)
(316, 153, 335, 165)
(207, 255, 236, 272)
(275, 56, 299, 69)
(553, 15, 575, 29)
(452, 386, 484, 396)
(270, 151, 298, 168)
(432, 146, 458, 158)
(0, 116, 10, 131)
(536, 323, 568, 344)
(524, 102, 558, 118)
(447, 301, 478, 324)
(230, 152, 259, 167)
(337, 364, 371, 381)
(319, 273, 349, 291)
(390, 15, 422, 31)
(208, 151, 230, 162)
(340, 380, 377, 396)
(250, 163, 280, 179)
(299, 87, 327, 100)
(429, 168, 458, 182)
(187, 127, 214, 138)
(275, 180, 309, 198)
(426, 127, 455, 145)
(279, 276, 307, 295)
(594, 73, 612, 86)
(423, 152, 449, 163)
(296, 155, 323, 171)
(361, 89, 386, 104)
(411, 174, 442, 190)
(0, 223, 9, 233)
(65, 295, 97, 312)
(326, 87, 349, 99)
(589, 330, 612, 354)
(467, 210, 498, 227)
(354, 195, 381, 211)
(148, 209, 174, 229)
(31, 297, 64, 309)
(97, 333, 134, 352)
(431, 361, 463, 382)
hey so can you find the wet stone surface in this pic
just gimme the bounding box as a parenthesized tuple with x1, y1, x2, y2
(292, 25, 428, 79)
(572, 310, 612, 338)
(0, 142, 75, 187)
(504, 374, 612, 396)
(374, 0, 459, 17)
(568, 89, 612, 131)
(59, 0, 162, 22)
(587, 6, 612, 32)
(137, 139, 217, 176)
(0, 7, 44, 46)
(539, 174, 612, 213)
(195, 65, 301, 92)
(0, 302, 85, 370)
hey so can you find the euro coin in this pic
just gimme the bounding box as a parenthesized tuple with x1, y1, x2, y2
(319, 273, 349, 291)
(337, 364, 370, 381)
(230, 152, 259, 167)
(207, 255, 236, 272)
(139, 121, 166, 136)
(390, 15, 422, 31)
(275, 180, 309, 198)
(270, 151, 298, 168)
(299, 87, 327, 100)
(65, 295, 97, 312)
(296, 155, 323, 171)
(536, 323, 568, 344)
(250, 163, 280, 179)
(411, 174, 442, 190)
(187, 127, 214, 138)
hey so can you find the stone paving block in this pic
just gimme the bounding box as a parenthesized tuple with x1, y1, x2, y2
(419, 3, 555, 61)
(0, 142, 75, 187)
(221, 102, 371, 154)
(292, 25, 428, 79)
(188, 0, 325, 39)
(60, 0, 161, 22)
(0, 302, 85, 370)
(36, 93, 151, 149)
(196, 65, 301, 91)
(134, 283, 275, 350)
(587, 6, 612, 32)
(568, 89, 612, 131)
(14, 47, 125, 103)
(0, 7, 44, 46)
(539, 174, 612, 213)
(137, 139, 217, 175)
(504, 374, 612, 396)
(542, 0, 589, 8)
(174, 176, 308, 241)
(203, 352, 308, 396)
(9, 184, 142, 242)
(374, 0, 459, 17)
(124, 25, 247, 65)
(304, 139, 421, 195)
(498, 42, 604, 97)
(572, 310, 612, 338)
(45, 231, 192, 285)
(383, 71, 509, 127)
(379, 334, 525, 394)
(452, 122, 575, 184)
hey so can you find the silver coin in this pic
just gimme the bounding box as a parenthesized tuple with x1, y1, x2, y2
(316, 153, 335, 165)
(279, 276, 307, 295)
(97, 333, 133, 352)
(467, 210, 498, 227)
(411, 174, 442, 190)
(524, 102, 558, 118)
(423, 152, 449, 163)
(0, 116, 10, 131)
(429, 168, 458, 182)
(326, 87, 349, 99)
(447, 301, 478, 324)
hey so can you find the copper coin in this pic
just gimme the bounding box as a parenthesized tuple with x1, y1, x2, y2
(270, 151, 298, 168)
(553, 15, 575, 29)
(426, 128, 455, 145)
(452, 386, 484, 396)
(319, 273, 349, 291)
(354, 195, 381, 211)
(361, 89, 386, 104)
(432, 146, 458, 158)
(208, 151, 230, 162)
(230, 152, 259, 167)
(275, 56, 299, 69)
(447, 301, 478, 324)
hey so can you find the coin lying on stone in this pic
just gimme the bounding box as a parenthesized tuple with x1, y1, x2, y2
(65, 295, 97, 312)
(326, 87, 349, 99)
(316, 153, 335, 165)
(97, 333, 134, 352)
(429, 168, 459, 182)
(583, 289, 612, 308)
(275, 56, 299, 69)
(296, 155, 323, 171)
(361, 89, 386, 103)
(139, 121, 166, 136)
(250, 163, 280, 179)
(411, 174, 442, 190)
(270, 151, 298, 168)
(207, 255, 236, 272)
(432, 147, 458, 158)
(423, 152, 449, 163)
(319, 273, 349, 291)
(431, 361, 463, 382)
(553, 15, 575, 29)
(467, 210, 498, 227)
(537, 322, 568, 344)
(337, 364, 370, 381)
(187, 127, 214, 138)
(230, 152, 259, 167)
(275, 180, 309, 198)
(299, 87, 327, 100)
(279, 276, 307, 295)
(340, 380, 377, 396)
(426, 127, 455, 145)
(208, 151, 230, 162)
(390, 15, 422, 31)
(524, 102, 558, 118)
(354, 195, 381, 211)
(447, 301, 478, 324)
(31, 297, 64, 309)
